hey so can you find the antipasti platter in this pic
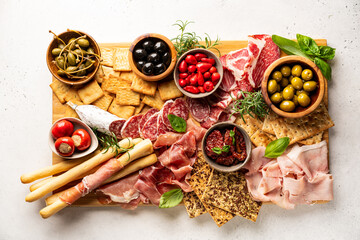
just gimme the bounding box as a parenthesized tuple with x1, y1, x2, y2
(21, 22, 335, 227)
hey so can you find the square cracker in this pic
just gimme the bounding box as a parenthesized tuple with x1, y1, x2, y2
(299, 132, 323, 145)
(77, 80, 104, 104)
(101, 75, 132, 94)
(108, 101, 135, 119)
(251, 129, 273, 147)
(50, 79, 71, 104)
(64, 87, 82, 103)
(92, 93, 114, 111)
(120, 71, 141, 83)
(183, 191, 207, 218)
(134, 101, 145, 115)
(158, 80, 183, 101)
(142, 91, 164, 110)
(96, 66, 120, 84)
(192, 151, 209, 174)
(115, 88, 140, 106)
(235, 114, 262, 137)
(140, 104, 152, 114)
(262, 111, 278, 135)
(131, 77, 157, 96)
(202, 170, 261, 222)
(188, 166, 235, 227)
(100, 47, 115, 67)
(113, 48, 131, 71)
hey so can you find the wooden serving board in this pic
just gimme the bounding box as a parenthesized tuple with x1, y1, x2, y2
(51, 40, 329, 207)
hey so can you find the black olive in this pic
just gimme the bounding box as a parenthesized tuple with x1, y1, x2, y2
(142, 40, 154, 53)
(136, 61, 146, 71)
(162, 52, 171, 66)
(133, 48, 147, 61)
(154, 63, 166, 75)
(154, 41, 167, 54)
(147, 52, 160, 63)
(142, 62, 154, 75)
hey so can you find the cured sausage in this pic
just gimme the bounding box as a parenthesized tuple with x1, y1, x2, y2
(109, 120, 126, 139)
(121, 114, 144, 139)
(169, 98, 189, 121)
(157, 113, 168, 136)
(139, 108, 159, 135)
(141, 112, 160, 141)
(186, 97, 210, 123)
(200, 106, 223, 129)
(160, 100, 174, 131)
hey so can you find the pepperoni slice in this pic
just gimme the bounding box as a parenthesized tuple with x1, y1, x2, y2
(186, 97, 210, 123)
(109, 119, 126, 139)
(121, 114, 143, 139)
(142, 112, 160, 141)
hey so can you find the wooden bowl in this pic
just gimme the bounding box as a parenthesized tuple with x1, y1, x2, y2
(201, 122, 251, 172)
(128, 33, 177, 81)
(46, 30, 101, 86)
(173, 49, 223, 98)
(261, 56, 325, 118)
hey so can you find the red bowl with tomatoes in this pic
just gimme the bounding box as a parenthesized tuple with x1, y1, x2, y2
(174, 49, 223, 98)
(48, 117, 98, 159)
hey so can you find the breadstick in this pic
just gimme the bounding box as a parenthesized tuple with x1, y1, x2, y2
(26, 138, 140, 202)
(40, 139, 153, 218)
(45, 153, 157, 205)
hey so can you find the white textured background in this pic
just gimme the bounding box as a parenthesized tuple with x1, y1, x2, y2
(1, 0, 359, 239)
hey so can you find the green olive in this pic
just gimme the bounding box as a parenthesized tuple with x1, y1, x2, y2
(280, 66, 291, 77)
(280, 78, 289, 88)
(272, 71, 283, 82)
(51, 48, 62, 56)
(287, 84, 295, 91)
(291, 77, 303, 90)
(301, 69, 313, 81)
(76, 64, 87, 76)
(289, 75, 294, 82)
(283, 86, 294, 100)
(303, 81, 317, 92)
(293, 95, 299, 106)
(55, 56, 65, 69)
(66, 66, 78, 73)
(267, 80, 278, 94)
(296, 90, 309, 96)
(270, 92, 283, 104)
(291, 64, 303, 77)
(87, 47, 95, 54)
(58, 43, 65, 49)
(277, 84, 281, 92)
(298, 93, 311, 107)
(280, 100, 295, 112)
(77, 39, 90, 48)
(67, 52, 76, 66)
(57, 69, 66, 76)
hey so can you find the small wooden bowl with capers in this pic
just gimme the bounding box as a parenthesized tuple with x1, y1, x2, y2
(46, 30, 101, 86)
(261, 56, 325, 118)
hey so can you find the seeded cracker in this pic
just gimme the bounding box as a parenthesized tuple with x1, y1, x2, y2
(251, 129, 273, 147)
(50, 79, 71, 104)
(262, 111, 278, 135)
(113, 48, 131, 71)
(131, 77, 157, 96)
(299, 132, 323, 145)
(100, 47, 115, 67)
(235, 114, 262, 136)
(77, 80, 104, 104)
(142, 91, 164, 110)
(188, 166, 235, 227)
(183, 191, 207, 218)
(202, 170, 261, 222)
(192, 151, 209, 174)
(158, 80, 183, 101)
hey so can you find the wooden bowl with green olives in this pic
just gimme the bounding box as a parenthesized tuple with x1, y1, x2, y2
(261, 56, 325, 118)
(46, 30, 101, 86)
(128, 33, 177, 81)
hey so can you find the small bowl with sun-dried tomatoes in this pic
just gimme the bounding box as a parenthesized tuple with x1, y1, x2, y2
(202, 122, 252, 172)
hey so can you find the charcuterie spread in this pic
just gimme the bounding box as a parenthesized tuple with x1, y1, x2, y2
(20, 22, 336, 227)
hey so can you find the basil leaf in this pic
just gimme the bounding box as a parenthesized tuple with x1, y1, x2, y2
(272, 35, 310, 59)
(212, 147, 223, 155)
(222, 145, 230, 153)
(314, 57, 332, 80)
(318, 46, 336, 60)
(159, 189, 183, 208)
(296, 34, 320, 56)
(167, 114, 186, 133)
(264, 137, 290, 158)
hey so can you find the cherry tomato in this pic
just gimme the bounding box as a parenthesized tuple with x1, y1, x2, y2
(178, 60, 187, 73)
(198, 86, 205, 93)
(196, 62, 212, 73)
(188, 65, 196, 73)
(179, 73, 188, 79)
(211, 72, 221, 83)
(194, 53, 207, 61)
(51, 120, 74, 139)
(203, 72, 211, 79)
(55, 137, 75, 157)
(185, 55, 197, 65)
(209, 66, 217, 74)
(203, 81, 214, 92)
(72, 129, 91, 151)
(179, 79, 187, 87)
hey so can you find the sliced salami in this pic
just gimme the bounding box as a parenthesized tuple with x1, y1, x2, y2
(169, 98, 189, 120)
(161, 100, 175, 131)
(141, 112, 160, 141)
(186, 97, 210, 123)
(109, 119, 126, 139)
(157, 113, 169, 136)
(139, 108, 159, 135)
(121, 114, 144, 139)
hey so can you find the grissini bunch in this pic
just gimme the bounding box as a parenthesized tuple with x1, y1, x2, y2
(45, 153, 158, 205)
(25, 138, 141, 202)
(40, 139, 153, 218)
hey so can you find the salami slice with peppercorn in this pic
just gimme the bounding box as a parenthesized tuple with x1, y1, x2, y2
(164, 98, 189, 131)
(161, 100, 174, 131)
(139, 108, 159, 136)
(186, 97, 210, 123)
(141, 112, 160, 141)
(121, 114, 144, 139)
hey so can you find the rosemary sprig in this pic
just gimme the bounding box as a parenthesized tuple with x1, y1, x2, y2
(172, 20, 221, 57)
(231, 91, 269, 122)
(92, 128, 130, 156)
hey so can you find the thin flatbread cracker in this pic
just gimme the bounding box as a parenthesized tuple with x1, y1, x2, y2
(115, 88, 140, 106)
(158, 80, 183, 101)
(101, 75, 132, 94)
(142, 91, 164, 110)
(113, 48, 131, 71)
(188, 166, 235, 227)
(101, 48, 114, 67)
(134, 101, 145, 114)
(202, 170, 261, 222)
(108, 101, 135, 119)
(77, 80, 104, 104)
(50, 79, 71, 104)
(262, 111, 278, 135)
(251, 129, 273, 147)
(92, 93, 114, 111)
(131, 77, 157, 96)
(183, 191, 207, 218)
(299, 132, 323, 145)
